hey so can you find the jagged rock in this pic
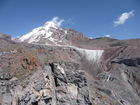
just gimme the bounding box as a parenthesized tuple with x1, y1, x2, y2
(0, 33, 140, 105)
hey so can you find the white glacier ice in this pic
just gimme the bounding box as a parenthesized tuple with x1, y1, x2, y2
(18, 21, 59, 43)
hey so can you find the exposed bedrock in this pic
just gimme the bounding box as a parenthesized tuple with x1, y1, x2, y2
(1, 37, 140, 105)
(0, 62, 92, 105)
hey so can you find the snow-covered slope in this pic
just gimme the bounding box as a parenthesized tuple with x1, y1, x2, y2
(16, 20, 88, 45)
(18, 21, 60, 44)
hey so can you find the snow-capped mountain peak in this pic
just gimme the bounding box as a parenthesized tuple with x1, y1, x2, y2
(16, 20, 88, 45)
(44, 21, 58, 29)
(18, 21, 60, 43)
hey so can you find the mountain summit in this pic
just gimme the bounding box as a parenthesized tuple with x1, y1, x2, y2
(17, 21, 88, 45)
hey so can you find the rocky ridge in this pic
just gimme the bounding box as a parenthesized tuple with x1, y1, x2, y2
(16, 21, 88, 46)
(0, 30, 140, 105)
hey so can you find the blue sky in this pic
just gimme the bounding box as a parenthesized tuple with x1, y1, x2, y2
(0, 0, 140, 39)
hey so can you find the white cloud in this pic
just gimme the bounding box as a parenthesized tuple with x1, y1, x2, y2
(114, 10, 134, 26)
(104, 35, 111, 37)
(51, 17, 65, 27)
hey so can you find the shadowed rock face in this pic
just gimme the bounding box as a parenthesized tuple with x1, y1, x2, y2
(0, 35, 140, 105)
(112, 58, 140, 67)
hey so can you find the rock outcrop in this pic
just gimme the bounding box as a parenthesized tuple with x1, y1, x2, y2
(0, 62, 91, 105)
(0, 35, 140, 105)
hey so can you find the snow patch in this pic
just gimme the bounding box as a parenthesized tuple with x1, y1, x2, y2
(106, 74, 111, 82)
(48, 37, 59, 45)
(44, 21, 58, 30)
(77, 48, 104, 63)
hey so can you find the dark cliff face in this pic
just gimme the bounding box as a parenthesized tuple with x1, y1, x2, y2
(0, 35, 140, 105)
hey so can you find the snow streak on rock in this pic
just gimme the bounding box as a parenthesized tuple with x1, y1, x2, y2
(74, 47, 104, 63)
(82, 49, 104, 63)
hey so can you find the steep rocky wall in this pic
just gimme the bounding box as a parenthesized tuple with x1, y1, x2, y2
(68, 45, 140, 105)
(87, 46, 140, 105)
(1, 37, 140, 105)
(0, 62, 91, 105)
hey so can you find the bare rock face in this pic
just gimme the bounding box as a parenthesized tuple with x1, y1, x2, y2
(0, 33, 140, 105)
(0, 62, 91, 105)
